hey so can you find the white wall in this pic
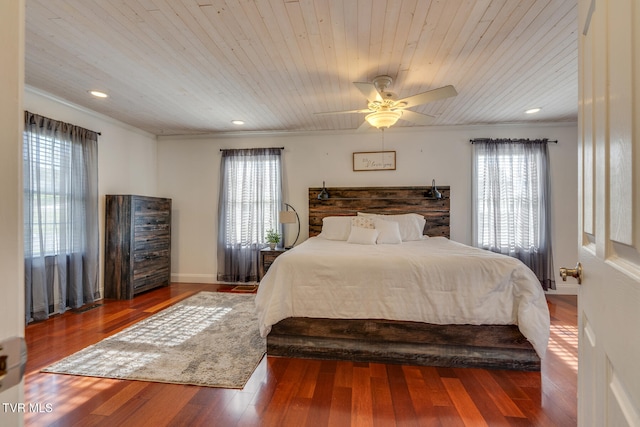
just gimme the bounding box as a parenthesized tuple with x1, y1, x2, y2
(0, 1, 25, 423)
(24, 88, 160, 293)
(158, 123, 579, 294)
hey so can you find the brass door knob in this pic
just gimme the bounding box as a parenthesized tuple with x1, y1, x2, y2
(560, 262, 583, 284)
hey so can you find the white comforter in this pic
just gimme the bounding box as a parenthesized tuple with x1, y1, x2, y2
(255, 236, 550, 357)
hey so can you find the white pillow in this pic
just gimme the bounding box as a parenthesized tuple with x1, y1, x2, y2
(388, 214, 426, 241)
(374, 218, 402, 244)
(347, 226, 379, 245)
(319, 216, 352, 240)
(358, 212, 426, 241)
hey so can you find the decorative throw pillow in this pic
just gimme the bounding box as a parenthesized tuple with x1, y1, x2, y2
(374, 218, 402, 244)
(347, 226, 379, 245)
(351, 216, 375, 229)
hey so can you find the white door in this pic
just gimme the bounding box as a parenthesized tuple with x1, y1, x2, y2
(577, 0, 640, 425)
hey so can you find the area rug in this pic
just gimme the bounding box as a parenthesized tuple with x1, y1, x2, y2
(41, 292, 265, 389)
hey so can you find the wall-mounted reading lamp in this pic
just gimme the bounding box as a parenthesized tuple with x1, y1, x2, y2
(426, 179, 442, 199)
(279, 203, 300, 248)
(317, 181, 329, 200)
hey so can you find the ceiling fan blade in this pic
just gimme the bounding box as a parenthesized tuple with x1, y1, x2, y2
(353, 82, 383, 102)
(396, 85, 457, 108)
(315, 108, 372, 115)
(399, 110, 436, 125)
(356, 120, 371, 132)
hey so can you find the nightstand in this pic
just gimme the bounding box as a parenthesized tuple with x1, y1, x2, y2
(259, 248, 287, 280)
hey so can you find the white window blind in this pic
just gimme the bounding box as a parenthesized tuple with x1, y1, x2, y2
(222, 156, 281, 246)
(475, 152, 541, 252)
(23, 133, 82, 257)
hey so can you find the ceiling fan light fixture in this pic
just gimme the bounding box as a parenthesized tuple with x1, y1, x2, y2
(365, 110, 402, 129)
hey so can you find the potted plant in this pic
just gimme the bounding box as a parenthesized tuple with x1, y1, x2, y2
(265, 229, 280, 250)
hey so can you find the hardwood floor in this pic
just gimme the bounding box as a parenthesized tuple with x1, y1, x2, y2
(23, 284, 577, 426)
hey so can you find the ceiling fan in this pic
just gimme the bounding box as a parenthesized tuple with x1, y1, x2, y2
(316, 75, 457, 130)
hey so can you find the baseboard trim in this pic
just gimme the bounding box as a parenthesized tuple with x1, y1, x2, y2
(546, 282, 579, 295)
(171, 273, 217, 284)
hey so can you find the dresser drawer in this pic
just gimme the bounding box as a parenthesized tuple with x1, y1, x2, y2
(135, 211, 171, 227)
(133, 267, 170, 291)
(133, 249, 170, 264)
(134, 198, 171, 215)
(134, 230, 170, 251)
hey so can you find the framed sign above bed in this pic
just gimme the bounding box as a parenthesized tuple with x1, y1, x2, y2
(353, 151, 396, 171)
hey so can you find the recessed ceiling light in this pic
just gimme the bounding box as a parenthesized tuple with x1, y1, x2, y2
(231, 120, 245, 125)
(89, 90, 108, 98)
(525, 107, 541, 114)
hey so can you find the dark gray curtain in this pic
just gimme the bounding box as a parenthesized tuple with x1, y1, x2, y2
(24, 111, 100, 322)
(472, 138, 555, 290)
(217, 148, 282, 282)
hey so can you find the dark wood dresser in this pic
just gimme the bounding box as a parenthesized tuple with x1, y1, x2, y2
(104, 195, 171, 299)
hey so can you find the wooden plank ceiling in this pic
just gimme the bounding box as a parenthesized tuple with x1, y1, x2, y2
(25, 0, 577, 136)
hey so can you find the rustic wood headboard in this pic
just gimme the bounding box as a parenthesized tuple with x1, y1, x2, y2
(308, 186, 450, 238)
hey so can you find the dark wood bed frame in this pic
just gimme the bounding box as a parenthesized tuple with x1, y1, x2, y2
(266, 186, 541, 371)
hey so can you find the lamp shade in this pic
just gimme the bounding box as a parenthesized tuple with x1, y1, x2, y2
(279, 202, 300, 248)
(279, 210, 297, 224)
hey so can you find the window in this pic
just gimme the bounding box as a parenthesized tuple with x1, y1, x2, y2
(472, 139, 555, 290)
(23, 133, 84, 256)
(220, 155, 281, 247)
(23, 111, 100, 322)
(475, 152, 540, 251)
(217, 148, 282, 282)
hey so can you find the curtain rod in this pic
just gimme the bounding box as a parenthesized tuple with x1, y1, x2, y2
(469, 138, 557, 144)
(219, 147, 284, 151)
(25, 110, 101, 136)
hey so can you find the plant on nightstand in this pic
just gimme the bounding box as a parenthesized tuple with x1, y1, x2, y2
(265, 229, 280, 250)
